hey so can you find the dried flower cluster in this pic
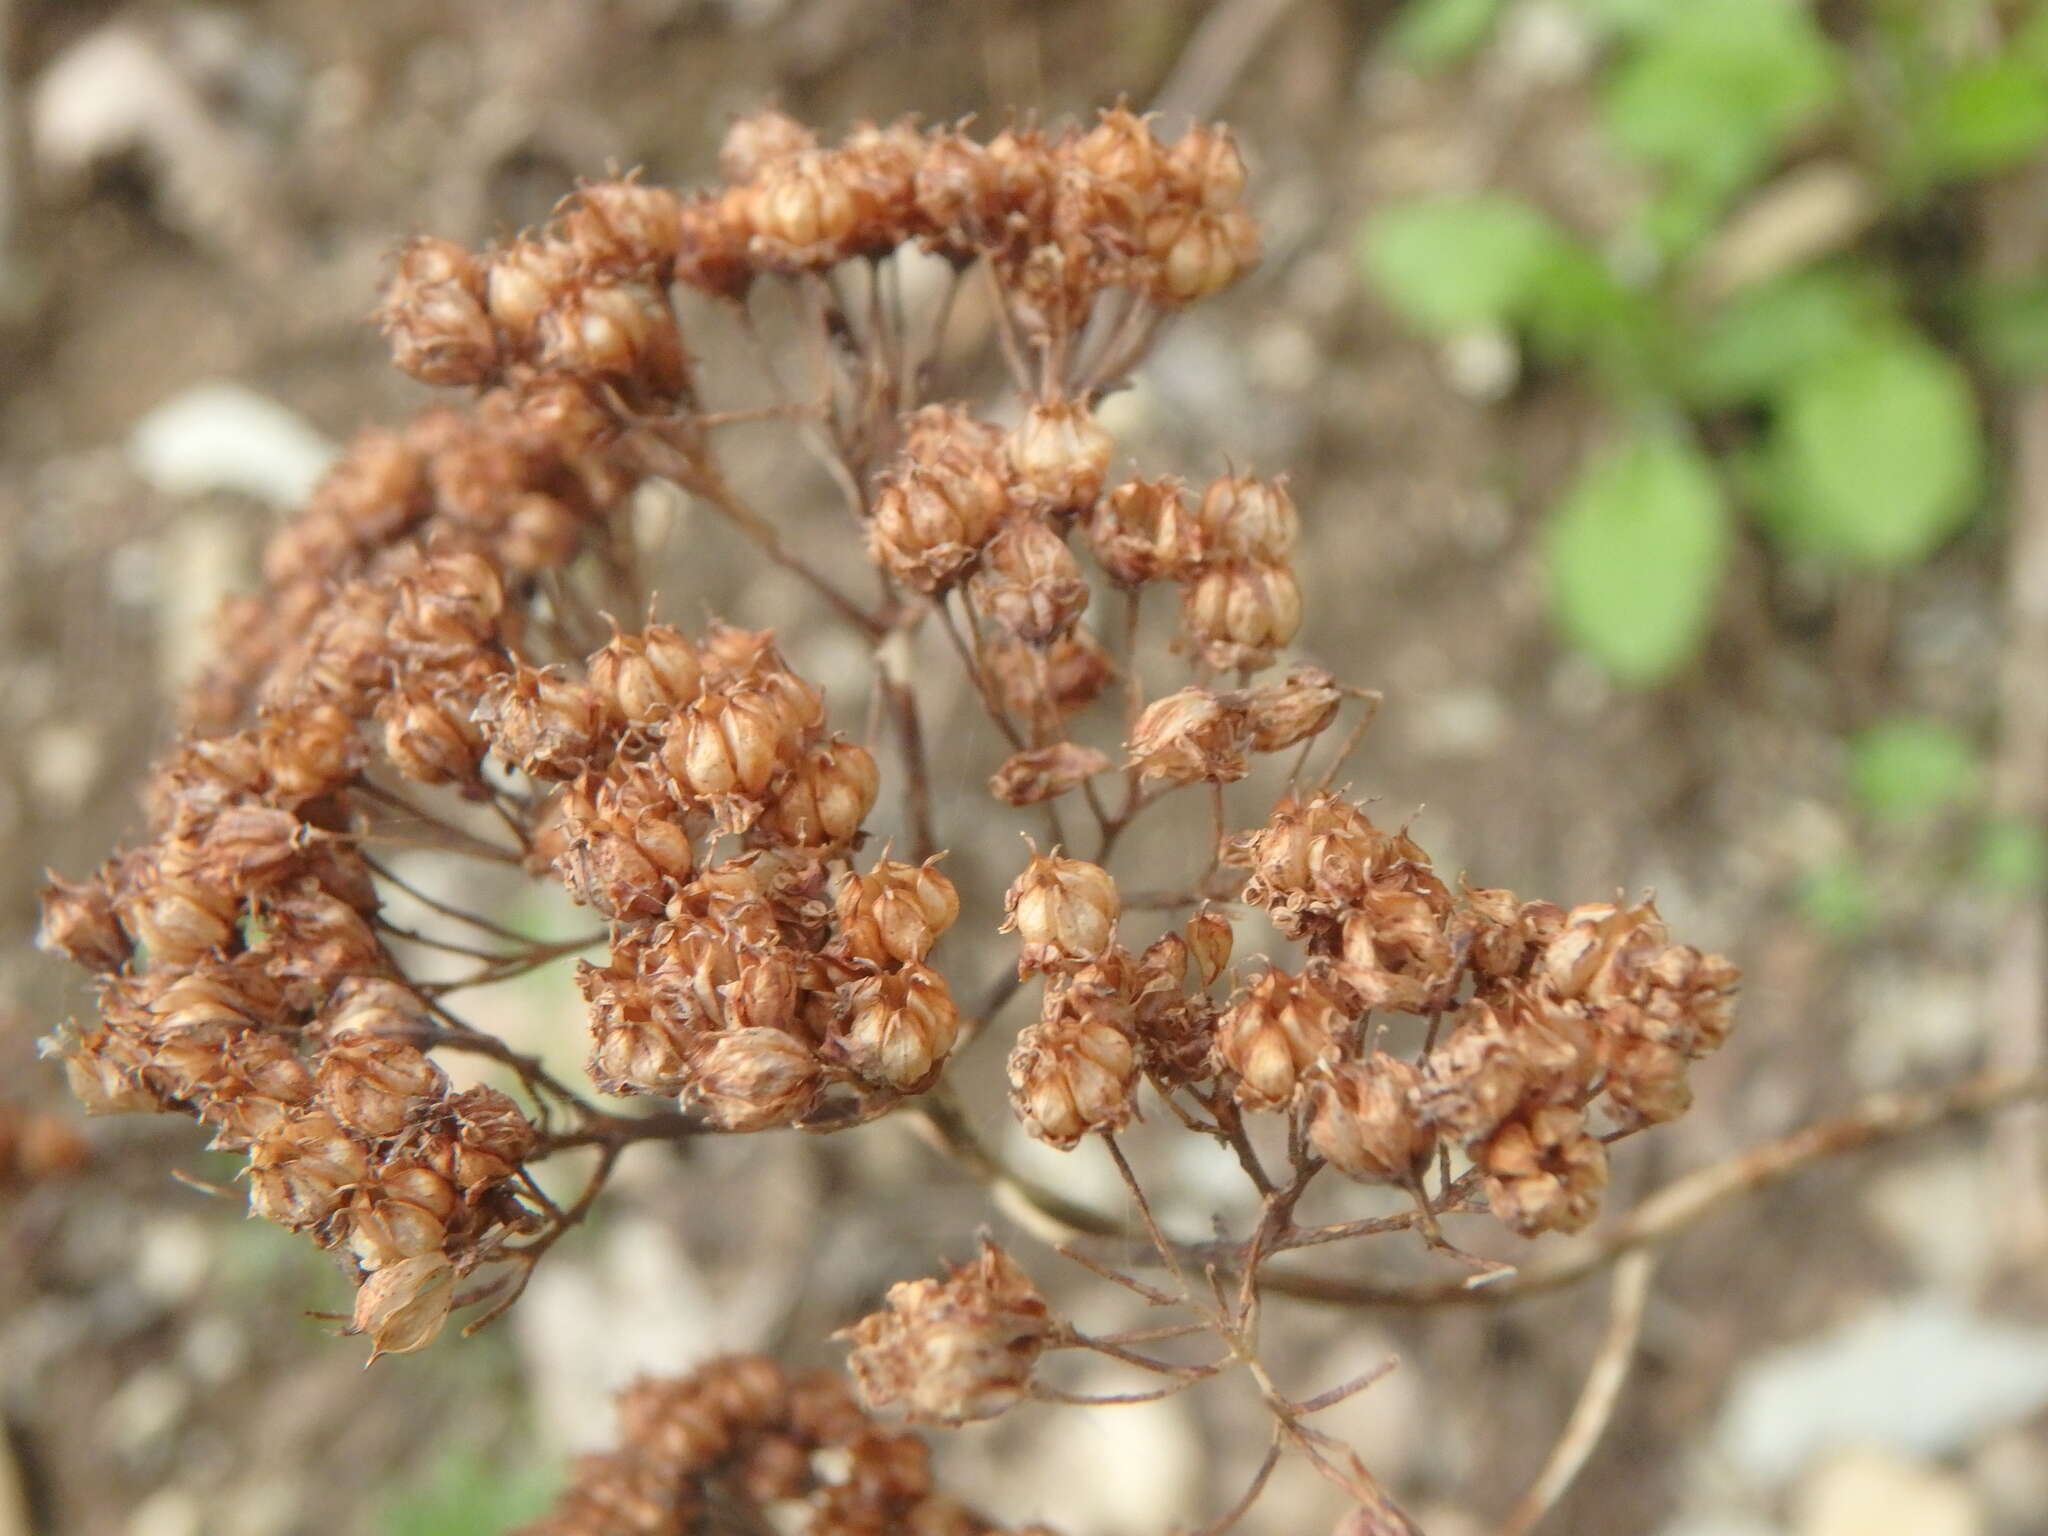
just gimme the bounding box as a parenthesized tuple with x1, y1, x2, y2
(518, 1355, 1057, 1536)
(36, 103, 1740, 1530)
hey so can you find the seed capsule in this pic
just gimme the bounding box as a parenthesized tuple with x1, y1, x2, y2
(1001, 850, 1119, 972)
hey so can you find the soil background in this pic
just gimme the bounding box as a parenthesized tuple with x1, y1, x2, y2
(1, 3, 2043, 1534)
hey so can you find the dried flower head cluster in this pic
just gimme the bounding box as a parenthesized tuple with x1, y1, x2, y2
(37, 102, 1740, 1530)
(517, 1355, 1058, 1536)
(841, 1239, 1055, 1425)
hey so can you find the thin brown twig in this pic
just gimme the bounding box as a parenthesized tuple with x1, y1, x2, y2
(1498, 1249, 1657, 1536)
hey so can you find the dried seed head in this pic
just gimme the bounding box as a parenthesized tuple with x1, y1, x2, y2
(1086, 477, 1200, 586)
(561, 178, 685, 275)
(1001, 850, 1119, 971)
(1185, 909, 1234, 987)
(758, 737, 878, 850)
(580, 963, 693, 1096)
(537, 280, 687, 399)
(1145, 205, 1260, 304)
(554, 782, 672, 919)
(37, 872, 130, 973)
(987, 742, 1111, 807)
(1182, 559, 1301, 673)
(380, 237, 498, 386)
(117, 870, 238, 966)
(833, 858, 960, 967)
(316, 1039, 447, 1140)
(835, 964, 961, 1092)
(1236, 792, 1388, 926)
(1195, 475, 1297, 564)
(247, 1106, 370, 1230)
(473, 665, 607, 781)
(1214, 967, 1347, 1111)
(666, 680, 809, 804)
(483, 237, 574, 347)
(1481, 1103, 1607, 1236)
(748, 152, 862, 264)
(1604, 1036, 1693, 1127)
(841, 1240, 1053, 1425)
(1126, 687, 1252, 785)
(869, 457, 1012, 595)
(377, 683, 487, 785)
(1307, 1054, 1435, 1184)
(1415, 995, 1588, 1146)
(1008, 401, 1113, 512)
(1241, 665, 1342, 752)
(392, 552, 506, 659)
(259, 702, 360, 803)
(981, 628, 1115, 729)
(45, 1023, 160, 1115)
(588, 624, 704, 726)
(352, 1252, 456, 1362)
(1006, 990, 1138, 1148)
(969, 516, 1090, 642)
(721, 109, 819, 181)
(1168, 123, 1248, 211)
(685, 1027, 821, 1131)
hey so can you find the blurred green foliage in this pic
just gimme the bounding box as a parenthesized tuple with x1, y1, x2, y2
(1357, 0, 2048, 684)
(381, 1448, 558, 1536)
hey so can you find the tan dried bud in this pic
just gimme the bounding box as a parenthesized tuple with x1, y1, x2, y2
(352, 1252, 456, 1362)
(483, 238, 575, 347)
(1238, 792, 1387, 923)
(46, 1023, 160, 1115)
(1185, 909, 1234, 987)
(248, 1107, 369, 1230)
(1146, 205, 1260, 303)
(1073, 106, 1168, 202)
(969, 516, 1090, 642)
(260, 701, 359, 802)
(37, 872, 130, 973)
(685, 1027, 821, 1131)
(554, 783, 665, 919)
(841, 1239, 1053, 1425)
(393, 552, 506, 658)
(869, 459, 1011, 595)
(446, 1084, 538, 1185)
(475, 665, 607, 781)
(1006, 993, 1137, 1148)
(1604, 1036, 1693, 1127)
(588, 624, 704, 726)
(1335, 890, 1455, 1014)
(988, 742, 1111, 807)
(379, 237, 498, 386)
(1481, 1103, 1607, 1236)
(748, 153, 861, 262)
(1416, 998, 1548, 1146)
(835, 964, 960, 1092)
(1455, 885, 1531, 983)
(538, 280, 687, 398)
(317, 1039, 447, 1139)
(720, 109, 817, 180)
(1643, 944, 1740, 1057)
(1002, 850, 1119, 971)
(499, 491, 585, 573)
(118, 872, 238, 965)
(1127, 687, 1252, 785)
(580, 964, 693, 1096)
(343, 1180, 450, 1269)
(1182, 558, 1301, 672)
(1168, 123, 1248, 211)
(1241, 665, 1342, 752)
(1008, 401, 1113, 512)
(1307, 1054, 1435, 1184)
(666, 686, 803, 803)
(758, 737, 878, 849)
(563, 179, 685, 275)
(834, 858, 960, 967)
(377, 684, 486, 785)
(320, 978, 431, 1043)
(1086, 477, 1200, 586)
(1214, 967, 1347, 1111)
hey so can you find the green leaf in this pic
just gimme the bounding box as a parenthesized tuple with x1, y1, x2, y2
(1847, 718, 1981, 825)
(1975, 816, 2048, 894)
(1601, 0, 1840, 212)
(1797, 856, 1875, 939)
(1961, 278, 2048, 380)
(1765, 336, 1984, 568)
(1685, 267, 1902, 407)
(1915, 58, 2048, 181)
(1359, 195, 1573, 335)
(1544, 429, 1731, 683)
(1387, 0, 1506, 70)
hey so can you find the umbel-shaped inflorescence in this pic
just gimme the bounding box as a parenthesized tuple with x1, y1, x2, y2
(37, 103, 1735, 1528)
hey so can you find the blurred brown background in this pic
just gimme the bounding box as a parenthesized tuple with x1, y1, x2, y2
(3, 2, 2046, 1533)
